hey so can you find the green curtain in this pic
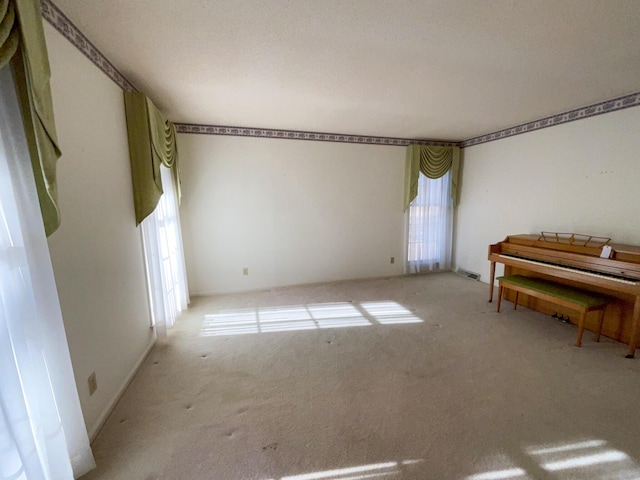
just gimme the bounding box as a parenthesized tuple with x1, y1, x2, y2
(124, 91, 180, 224)
(403, 145, 461, 211)
(0, 0, 19, 67)
(1, 0, 62, 236)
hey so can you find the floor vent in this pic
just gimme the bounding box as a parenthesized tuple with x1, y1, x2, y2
(457, 269, 481, 281)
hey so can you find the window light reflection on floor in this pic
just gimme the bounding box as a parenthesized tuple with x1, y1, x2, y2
(309, 303, 371, 329)
(527, 439, 636, 475)
(281, 461, 397, 480)
(360, 301, 423, 324)
(468, 438, 640, 480)
(258, 305, 317, 333)
(467, 468, 527, 480)
(542, 450, 629, 472)
(201, 301, 423, 337)
(526, 439, 607, 456)
(466, 454, 530, 480)
(274, 459, 423, 480)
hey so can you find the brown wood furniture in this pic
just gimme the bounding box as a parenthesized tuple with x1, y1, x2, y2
(496, 274, 609, 347)
(488, 233, 640, 358)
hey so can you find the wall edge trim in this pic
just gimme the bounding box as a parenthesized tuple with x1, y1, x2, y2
(461, 91, 640, 148)
(175, 123, 459, 147)
(41, 0, 137, 93)
(42, 0, 640, 148)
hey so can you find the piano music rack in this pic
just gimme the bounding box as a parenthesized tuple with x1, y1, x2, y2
(538, 232, 611, 249)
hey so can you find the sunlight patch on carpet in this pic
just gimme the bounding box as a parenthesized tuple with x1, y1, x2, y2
(275, 459, 423, 480)
(201, 301, 423, 336)
(467, 438, 640, 480)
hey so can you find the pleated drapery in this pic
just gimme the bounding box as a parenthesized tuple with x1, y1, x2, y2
(1, 0, 62, 236)
(0, 0, 19, 67)
(403, 145, 460, 211)
(124, 91, 180, 224)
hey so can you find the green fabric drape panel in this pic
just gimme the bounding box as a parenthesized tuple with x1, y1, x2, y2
(1, 0, 62, 236)
(449, 147, 460, 208)
(403, 144, 461, 211)
(147, 96, 181, 202)
(403, 145, 421, 212)
(124, 91, 180, 224)
(0, 0, 19, 68)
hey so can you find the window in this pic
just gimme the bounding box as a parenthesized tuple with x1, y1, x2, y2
(141, 165, 189, 335)
(406, 170, 453, 273)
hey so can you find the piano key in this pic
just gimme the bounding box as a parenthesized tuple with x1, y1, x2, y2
(498, 254, 639, 285)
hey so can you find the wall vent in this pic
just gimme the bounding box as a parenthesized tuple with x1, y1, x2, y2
(457, 268, 481, 281)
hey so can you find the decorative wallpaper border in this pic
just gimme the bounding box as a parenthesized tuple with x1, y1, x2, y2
(174, 124, 458, 147)
(41, 0, 137, 93)
(43, 0, 640, 148)
(461, 91, 640, 148)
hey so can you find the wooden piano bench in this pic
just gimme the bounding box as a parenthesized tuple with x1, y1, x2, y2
(496, 275, 610, 347)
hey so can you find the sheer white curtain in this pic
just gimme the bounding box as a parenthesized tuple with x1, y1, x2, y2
(406, 170, 453, 273)
(141, 165, 189, 336)
(0, 68, 95, 478)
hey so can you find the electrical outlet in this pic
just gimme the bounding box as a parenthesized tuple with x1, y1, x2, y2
(243, 267, 248, 276)
(88, 372, 97, 396)
(390, 257, 395, 264)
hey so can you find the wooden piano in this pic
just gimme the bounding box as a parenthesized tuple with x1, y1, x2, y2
(488, 233, 640, 358)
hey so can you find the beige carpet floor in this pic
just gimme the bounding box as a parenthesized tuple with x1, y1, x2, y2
(82, 273, 640, 480)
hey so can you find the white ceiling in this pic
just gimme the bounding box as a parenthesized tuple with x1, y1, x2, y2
(52, 0, 640, 141)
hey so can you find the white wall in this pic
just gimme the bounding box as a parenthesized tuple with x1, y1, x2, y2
(44, 24, 155, 437)
(455, 105, 640, 283)
(179, 135, 406, 294)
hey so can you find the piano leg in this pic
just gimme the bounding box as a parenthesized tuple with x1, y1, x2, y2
(626, 296, 640, 359)
(489, 261, 496, 302)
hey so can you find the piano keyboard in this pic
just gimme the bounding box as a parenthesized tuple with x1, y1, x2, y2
(498, 254, 639, 285)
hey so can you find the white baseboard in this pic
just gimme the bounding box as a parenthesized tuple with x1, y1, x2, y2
(190, 273, 407, 297)
(87, 333, 157, 441)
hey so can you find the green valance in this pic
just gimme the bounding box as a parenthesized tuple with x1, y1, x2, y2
(403, 145, 461, 211)
(124, 91, 180, 224)
(2, 0, 62, 236)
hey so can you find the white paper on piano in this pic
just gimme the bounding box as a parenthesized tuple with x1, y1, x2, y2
(600, 245, 612, 259)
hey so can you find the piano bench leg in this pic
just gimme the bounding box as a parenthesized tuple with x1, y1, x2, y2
(497, 284, 503, 313)
(626, 297, 640, 359)
(576, 312, 586, 347)
(513, 292, 519, 310)
(595, 309, 605, 342)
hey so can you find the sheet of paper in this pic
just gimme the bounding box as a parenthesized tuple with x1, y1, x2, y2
(600, 245, 612, 258)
